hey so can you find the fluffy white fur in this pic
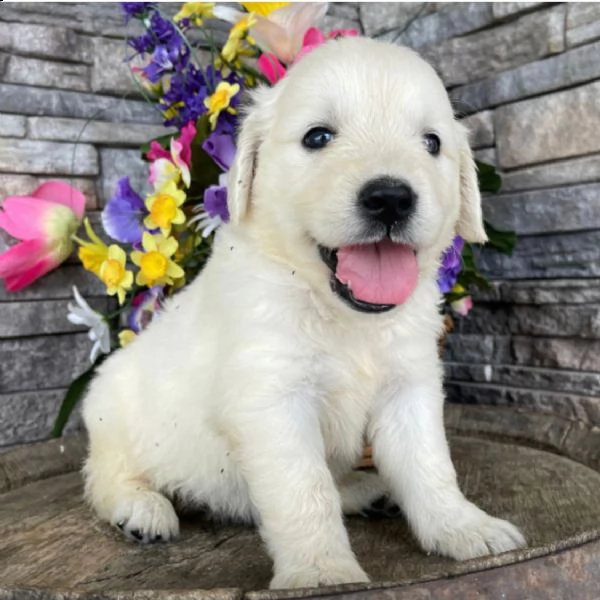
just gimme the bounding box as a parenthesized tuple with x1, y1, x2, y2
(83, 38, 525, 589)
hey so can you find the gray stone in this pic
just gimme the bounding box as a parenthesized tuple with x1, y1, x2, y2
(360, 3, 426, 38)
(0, 333, 95, 393)
(452, 40, 600, 115)
(3, 55, 89, 92)
(100, 148, 149, 207)
(474, 148, 496, 166)
(490, 279, 600, 305)
(444, 334, 511, 364)
(446, 381, 600, 426)
(492, 2, 544, 20)
(0, 83, 162, 124)
(328, 3, 360, 21)
(0, 52, 8, 78)
(389, 3, 494, 50)
(420, 6, 565, 87)
(0, 22, 91, 64)
(462, 110, 494, 149)
(28, 117, 172, 147)
(496, 82, 600, 168)
(0, 174, 98, 210)
(0, 264, 104, 302)
(0, 114, 26, 138)
(512, 336, 600, 372)
(501, 154, 600, 192)
(0, 139, 98, 176)
(455, 305, 511, 336)
(476, 230, 600, 280)
(510, 305, 600, 339)
(567, 3, 600, 47)
(91, 37, 140, 97)
(482, 183, 600, 235)
(322, 15, 361, 35)
(0, 389, 82, 447)
(0, 297, 108, 338)
(446, 362, 600, 396)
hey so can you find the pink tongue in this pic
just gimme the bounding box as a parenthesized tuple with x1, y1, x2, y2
(335, 240, 418, 305)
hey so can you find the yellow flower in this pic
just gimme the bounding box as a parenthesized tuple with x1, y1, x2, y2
(131, 232, 185, 287)
(174, 2, 214, 26)
(230, 12, 257, 40)
(118, 329, 137, 347)
(204, 81, 240, 129)
(144, 181, 187, 236)
(99, 245, 133, 305)
(241, 2, 289, 17)
(74, 218, 108, 276)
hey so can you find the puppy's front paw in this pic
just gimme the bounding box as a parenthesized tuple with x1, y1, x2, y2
(111, 490, 180, 543)
(419, 503, 526, 561)
(270, 558, 369, 589)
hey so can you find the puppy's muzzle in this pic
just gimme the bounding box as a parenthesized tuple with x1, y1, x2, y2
(359, 178, 416, 231)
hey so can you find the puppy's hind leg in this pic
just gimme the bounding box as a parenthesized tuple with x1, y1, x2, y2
(83, 425, 179, 544)
(338, 471, 397, 517)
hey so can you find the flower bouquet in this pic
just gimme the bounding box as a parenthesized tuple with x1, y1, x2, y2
(0, 2, 515, 437)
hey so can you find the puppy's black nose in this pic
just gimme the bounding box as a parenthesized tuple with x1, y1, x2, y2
(359, 178, 416, 228)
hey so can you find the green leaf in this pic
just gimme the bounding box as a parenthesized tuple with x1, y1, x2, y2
(51, 354, 108, 438)
(476, 160, 502, 194)
(140, 132, 176, 160)
(484, 220, 517, 256)
(188, 114, 222, 199)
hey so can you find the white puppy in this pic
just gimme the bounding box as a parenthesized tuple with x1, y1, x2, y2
(83, 38, 525, 589)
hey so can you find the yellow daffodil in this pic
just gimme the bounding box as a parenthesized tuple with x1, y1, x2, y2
(99, 245, 133, 305)
(118, 329, 137, 347)
(73, 218, 109, 276)
(240, 2, 290, 17)
(131, 232, 185, 287)
(204, 81, 240, 129)
(144, 181, 187, 236)
(174, 2, 214, 26)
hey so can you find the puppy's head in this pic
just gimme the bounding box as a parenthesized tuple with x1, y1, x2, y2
(228, 37, 486, 314)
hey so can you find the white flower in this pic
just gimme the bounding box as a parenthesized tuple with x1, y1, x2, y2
(67, 285, 111, 363)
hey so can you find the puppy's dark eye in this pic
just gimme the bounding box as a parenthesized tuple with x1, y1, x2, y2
(424, 133, 441, 156)
(302, 127, 335, 150)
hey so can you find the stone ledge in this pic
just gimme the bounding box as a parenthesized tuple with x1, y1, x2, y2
(0, 83, 162, 125)
(567, 3, 600, 48)
(452, 40, 600, 115)
(495, 81, 600, 168)
(462, 110, 494, 149)
(3, 55, 90, 92)
(482, 183, 600, 235)
(0, 139, 99, 176)
(0, 115, 26, 138)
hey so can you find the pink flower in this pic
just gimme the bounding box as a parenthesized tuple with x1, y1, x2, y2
(451, 295, 473, 317)
(257, 52, 287, 84)
(0, 181, 85, 292)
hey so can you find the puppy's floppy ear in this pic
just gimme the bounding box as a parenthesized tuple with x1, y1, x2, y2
(227, 85, 279, 225)
(455, 123, 488, 244)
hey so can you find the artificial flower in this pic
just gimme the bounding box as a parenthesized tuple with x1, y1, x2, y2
(438, 235, 464, 293)
(121, 2, 155, 23)
(128, 286, 163, 332)
(257, 52, 286, 84)
(74, 218, 109, 276)
(450, 284, 473, 316)
(131, 232, 184, 287)
(142, 36, 190, 84)
(0, 181, 85, 292)
(174, 2, 214, 26)
(204, 81, 241, 129)
(240, 2, 290, 17)
(189, 173, 228, 237)
(148, 121, 196, 189)
(67, 285, 111, 363)
(144, 180, 187, 236)
(118, 329, 138, 347)
(202, 130, 236, 171)
(102, 177, 147, 245)
(245, 3, 329, 65)
(99, 245, 134, 305)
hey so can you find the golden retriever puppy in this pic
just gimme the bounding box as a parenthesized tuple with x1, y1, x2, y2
(82, 37, 526, 589)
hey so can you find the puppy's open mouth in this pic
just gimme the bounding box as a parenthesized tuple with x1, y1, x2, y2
(319, 241, 419, 314)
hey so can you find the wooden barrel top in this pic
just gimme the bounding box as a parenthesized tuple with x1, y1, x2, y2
(1, 405, 600, 600)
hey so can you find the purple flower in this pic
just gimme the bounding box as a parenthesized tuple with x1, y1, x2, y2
(202, 132, 236, 171)
(128, 286, 163, 333)
(437, 235, 464, 293)
(204, 180, 229, 222)
(121, 2, 155, 23)
(102, 177, 147, 244)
